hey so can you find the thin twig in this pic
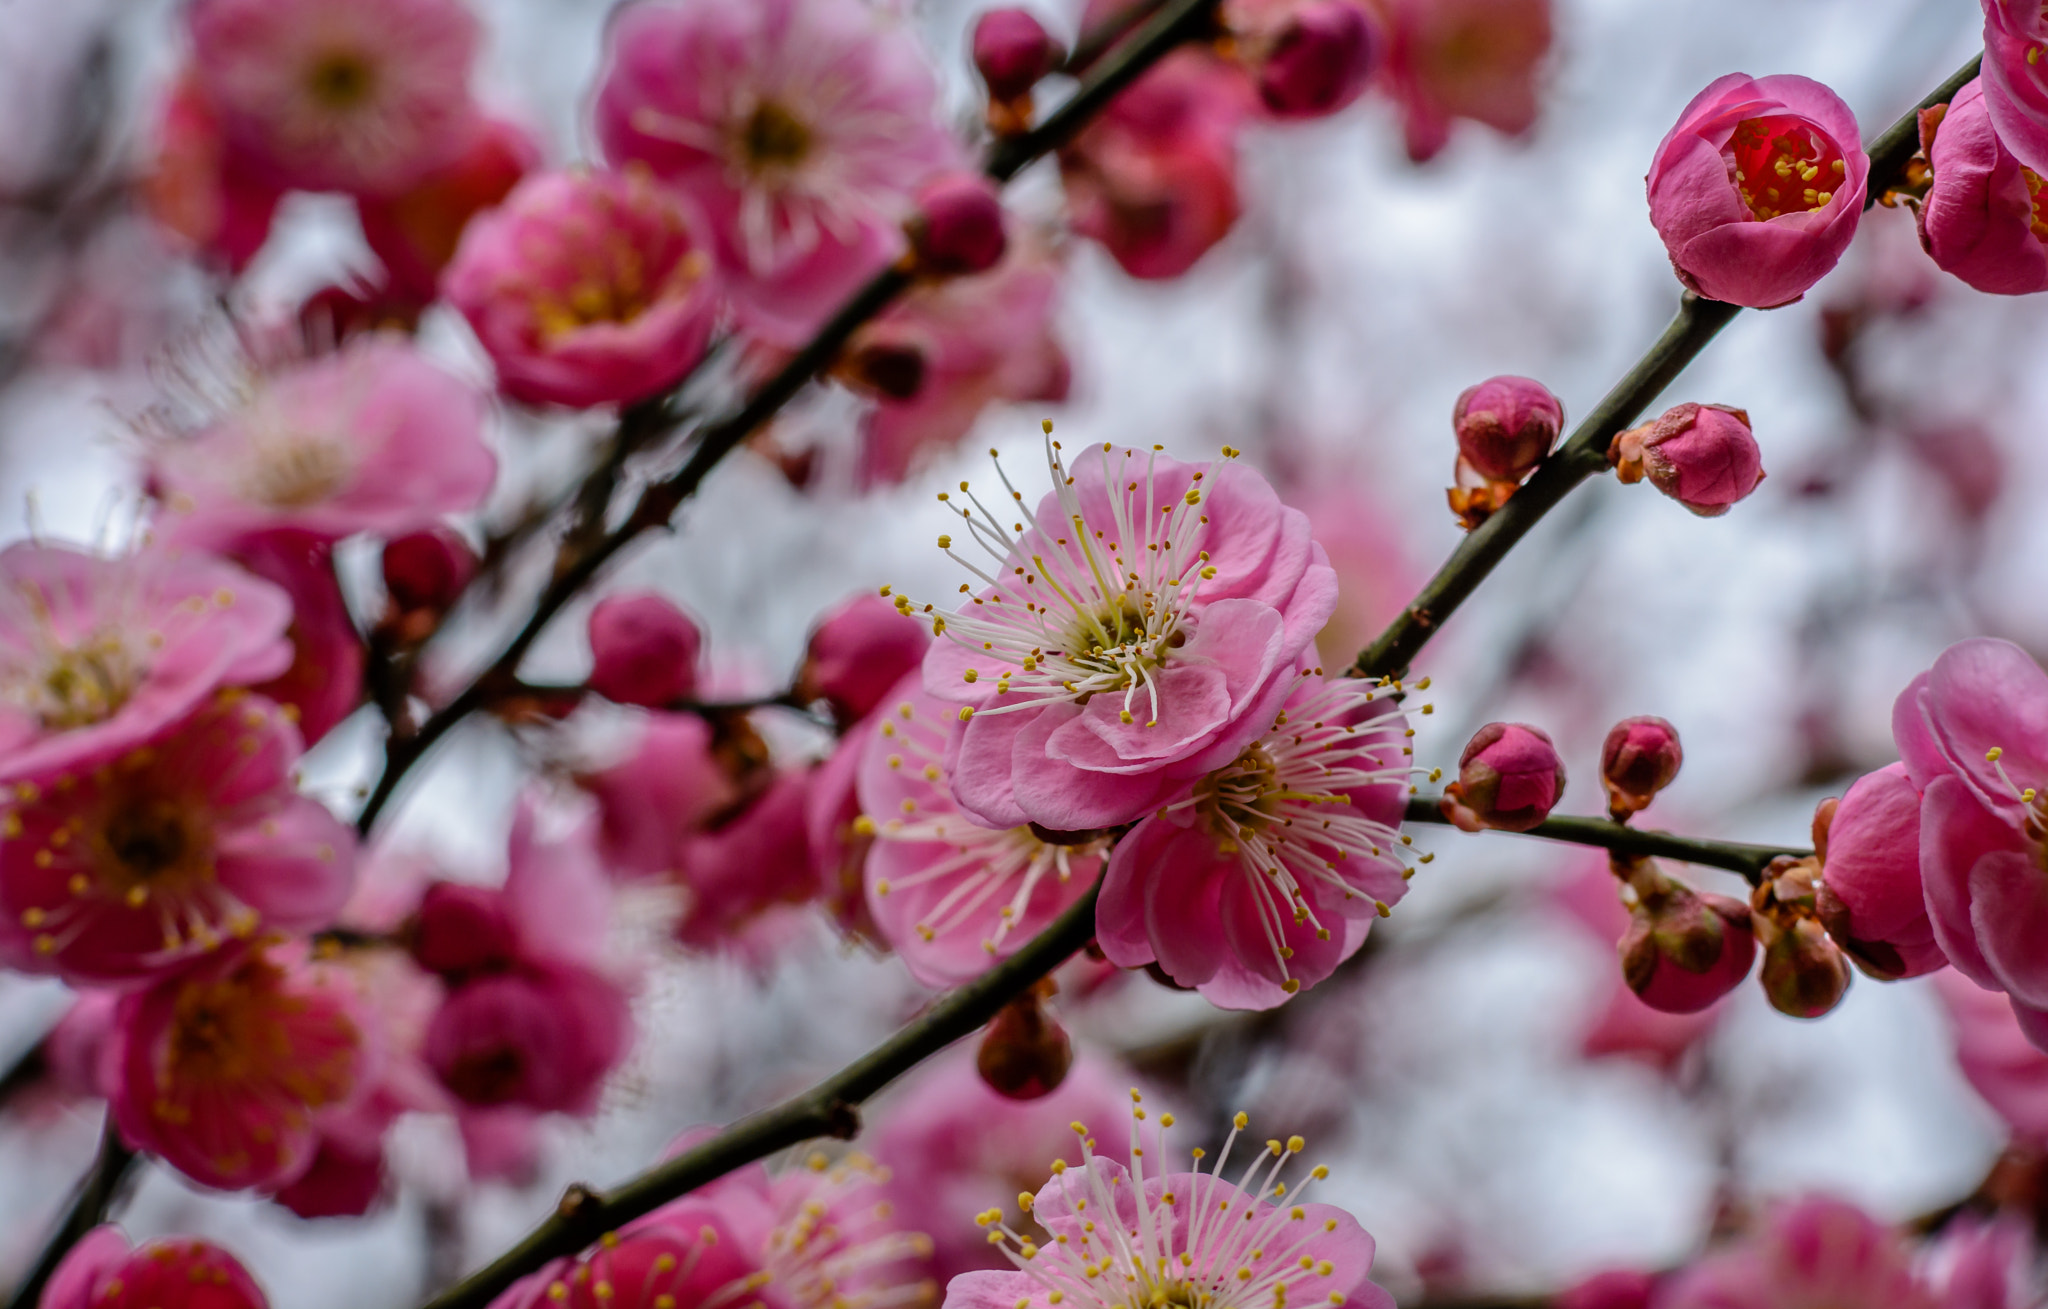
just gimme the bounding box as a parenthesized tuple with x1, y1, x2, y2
(2, 1114, 138, 1309)
(1402, 798, 1804, 883)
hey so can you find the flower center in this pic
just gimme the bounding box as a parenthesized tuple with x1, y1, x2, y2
(1192, 745, 1287, 854)
(167, 958, 285, 1085)
(96, 795, 213, 894)
(305, 50, 377, 111)
(239, 431, 355, 509)
(741, 100, 814, 170)
(1727, 115, 1847, 221)
(15, 636, 136, 729)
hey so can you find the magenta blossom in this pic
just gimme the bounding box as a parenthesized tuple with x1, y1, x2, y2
(1919, 78, 2048, 295)
(484, 1202, 768, 1309)
(1376, 0, 1551, 162)
(145, 71, 285, 275)
(108, 940, 373, 1192)
(1925, 1213, 2042, 1309)
(231, 530, 365, 745)
(586, 591, 704, 708)
(43, 1228, 269, 1309)
(1647, 73, 1869, 307)
(1611, 403, 1766, 517)
(1441, 721, 1566, 832)
(858, 680, 1105, 988)
(1936, 968, 2048, 1147)
(1981, 0, 2048, 177)
(1814, 762, 1947, 979)
(0, 540, 293, 783)
(673, 770, 820, 951)
(357, 116, 539, 303)
(912, 439, 1337, 833)
(445, 168, 722, 408)
(1893, 637, 2048, 1048)
(151, 336, 494, 550)
(0, 692, 354, 986)
(951, 1095, 1397, 1309)
(798, 594, 932, 724)
(583, 712, 740, 878)
(594, 0, 957, 345)
(187, 0, 481, 197)
(1100, 676, 1411, 1008)
(1453, 374, 1564, 485)
(1656, 1195, 1938, 1309)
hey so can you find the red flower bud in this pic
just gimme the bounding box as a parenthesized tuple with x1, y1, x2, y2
(1758, 916, 1853, 1019)
(973, 8, 1064, 103)
(1253, 0, 1378, 120)
(910, 173, 1009, 277)
(587, 591, 703, 708)
(976, 986, 1072, 1099)
(410, 882, 517, 981)
(798, 594, 931, 724)
(1453, 375, 1563, 484)
(1441, 721, 1566, 832)
(1610, 403, 1765, 517)
(1618, 862, 1756, 1014)
(382, 526, 477, 615)
(1600, 715, 1683, 820)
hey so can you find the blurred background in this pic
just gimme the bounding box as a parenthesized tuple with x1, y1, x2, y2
(0, 0, 2027, 1303)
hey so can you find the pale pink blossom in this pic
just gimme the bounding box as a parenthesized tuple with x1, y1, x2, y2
(1373, 0, 1551, 162)
(798, 594, 933, 725)
(1647, 74, 1869, 308)
(151, 336, 495, 551)
(858, 680, 1105, 988)
(108, 940, 373, 1192)
(1935, 969, 2048, 1147)
(583, 712, 740, 878)
(358, 116, 539, 303)
(911, 439, 1338, 833)
(1098, 676, 1410, 1007)
(1918, 78, 2048, 295)
(1655, 1195, 1937, 1309)
(445, 168, 722, 408)
(1814, 762, 1947, 980)
(1981, 0, 2048, 178)
(594, 0, 958, 345)
(230, 530, 365, 745)
(0, 692, 355, 986)
(43, 1228, 268, 1309)
(0, 540, 293, 783)
(951, 1095, 1396, 1309)
(186, 0, 482, 196)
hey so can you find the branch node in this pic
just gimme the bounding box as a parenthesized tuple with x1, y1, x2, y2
(822, 1099, 862, 1141)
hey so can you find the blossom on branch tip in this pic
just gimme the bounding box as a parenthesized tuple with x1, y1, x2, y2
(1440, 721, 1563, 832)
(587, 592, 704, 708)
(1646, 73, 1868, 307)
(1917, 79, 2048, 296)
(43, 1228, 269, 1309)
(1452, 374, 1562, 485)
(1609, 403, 1765, 517)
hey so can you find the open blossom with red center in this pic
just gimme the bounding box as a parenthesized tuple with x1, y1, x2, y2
(0, 692, 354, 986)
(952, 1096, 1396, 1309)
(1919, 78, 2048, 295)
(186, 0, 481, 197)
(108, 939, 373, 1192)
(43, 1227, 269, 1309)
(148, 335, 494, 551)
(856, 678, 1105, 988)
(1373, 0, 1551, 162)
(1647, 73, 1869, 308)
(1981, 0, 2048, 177)
(904, 436, 1337, 834)
(1099, 676, 1411, 1008)
(446, 168, 722, 409)
(593, 0, 958, 345)
(0, 541, 293, 785)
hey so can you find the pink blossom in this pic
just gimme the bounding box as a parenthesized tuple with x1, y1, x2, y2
(1617, 862, 1756, 1015)
(1441, 722, 1566, 832)
(358, 117, 539, 303)
(1231, 0, 1380, 121)
(445, 168, 722, 409)
(1611, 404, 1766, 517)
(583, 712, 740, 878)
(186, 0, 481, 196)
(673, 770, 820, 950)
(858, 680, 1105, 988)
(1453, 375, 1563, 484)
(1556, 1270, 1654, 1309)
(914, 440, 1338, 833)
(1892, 637, 2048, 1048)
(952, 1095, 1396, 1309)
(872, 1050, 1140, 1282)
(230, 531, 365, 745)
(1981, 0, 2048, 178)
(43, 1228, 268, 1309)
(1935, 969, 2048, 1147)
(1655, 1195, 1937, 1309)
(586, 591, 704, 708)
(1924, 1214, 2042, 1309)
(143, 72, 284, 274)
(809, 713, 880, 938)
(1059, 50, 1252, 280)
(0, 692, 355, 987)
(1099, 676, 1411, 1008)
(484, 1204, 768, 1309)
(269, 1132, 387, 1218)
(151, 336, 495, 551)
(593, 0, 958, 345)
(1646, 74, 1869, 308)
(1918, 78, 2048, 296)
(910, 174, 1008, 277)
(108, 940, 372, 1192)
(974, 9, 1064, 104)
(0, 540, 293, 783)
(1600, 716, 1683, 819)
(1374, 0, 1551, 162)
(1814, 763, 1947, 980)
(798, 595, 933, 724)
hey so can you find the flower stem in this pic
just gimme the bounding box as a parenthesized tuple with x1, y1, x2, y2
(1402, 797, 1803, 883)
(3, 1113, 138, 1309)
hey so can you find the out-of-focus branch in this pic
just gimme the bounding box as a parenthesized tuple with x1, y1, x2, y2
(1402, 797, 1805, 883)
(1351, 53, 1984, 683)
(2, 1114, 139, 1309)
(355, 0, 1225, 835)
(413, 885, 1103, 1309)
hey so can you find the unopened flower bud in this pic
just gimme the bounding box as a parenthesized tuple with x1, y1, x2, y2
(798, 594, 931, 724)
(1600, 716, 1683, 821)
(382, 527, 477, 616)
(1610, 403, 1765, 517)
(1252, 0, 1378, 119)
(909, 173, 1009, 277)
(976, 986, 1072, 1099)
(973, 8, 1064, 104)
(1454, 375, 1564, 484)
(587, 591, 703, 708)
(1813, 763, 1945, 980)
(411, 882, 517, 980)
(1441, 721, 1566, 832)
(1618, 861, 1756, 1014)
(1758, 916, 1853, 1019)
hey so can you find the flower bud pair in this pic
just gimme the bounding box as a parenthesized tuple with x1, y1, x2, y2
(1446, 375, 1563, 528)
(1752, 855, 1854, 1019)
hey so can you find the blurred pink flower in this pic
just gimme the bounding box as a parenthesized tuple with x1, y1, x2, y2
(1814, 763, 1946, 979)
(44, 1228, 268, 1309)
(1655, 1195, 1937, 1309)
(0, 693, 354, 987)
(586, 591, 704, 708)
(921, 442, 1337, 833)
(151, 336, 494, 550)
(1231, 0, 1380, 121)
(446, 168, 722, 408)
(594, 0, 957, 345)
(798, 594, 932, 725)
(1924, 1213, 2042, 1309)
(108, 940, 373, 1192)
(44, 989, 120, 1098)
(1981, 0, 2048, 177)
(229, 530, 365, 745)
(1894, 637, 2048, 1048)
(187, 0, 481, 196)
(673, 769, 820, 951)
(358, 116, 540, 304)
(0, 540, 293, 783)
(1918, 79, 2048, 295)
(583, 712, 740, 878)
(809, 712, 879, 939)
(484, 1204, 768, 1309)
(1373, 0, 1551, 162)
(1936, 969, 2048, 1147)
(1646, 74, 1868, 307)
(143, 71, 284, 274)
(1557, 1270, 1654, 1309)
(858, 680, 1105, 988)
(1288, 483, 1417, 672)
(1099, 676, 1410, 1008)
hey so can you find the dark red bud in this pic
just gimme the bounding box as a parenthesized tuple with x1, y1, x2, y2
(843, 340, 928, 401)
(1255, 0, 1378, 119)
(587, 592, 703, 708)
(411, 882, 517, 980)
(910, 173, 1009, 277)
(1600, 715, 1683, 820)
(382, 527, 478, 615)
(977, 988, 1072, 1099)
(1453, 375, 1563, 484)
(1759, 917, 1853, 1018)
(973, 8, 1064, 103)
